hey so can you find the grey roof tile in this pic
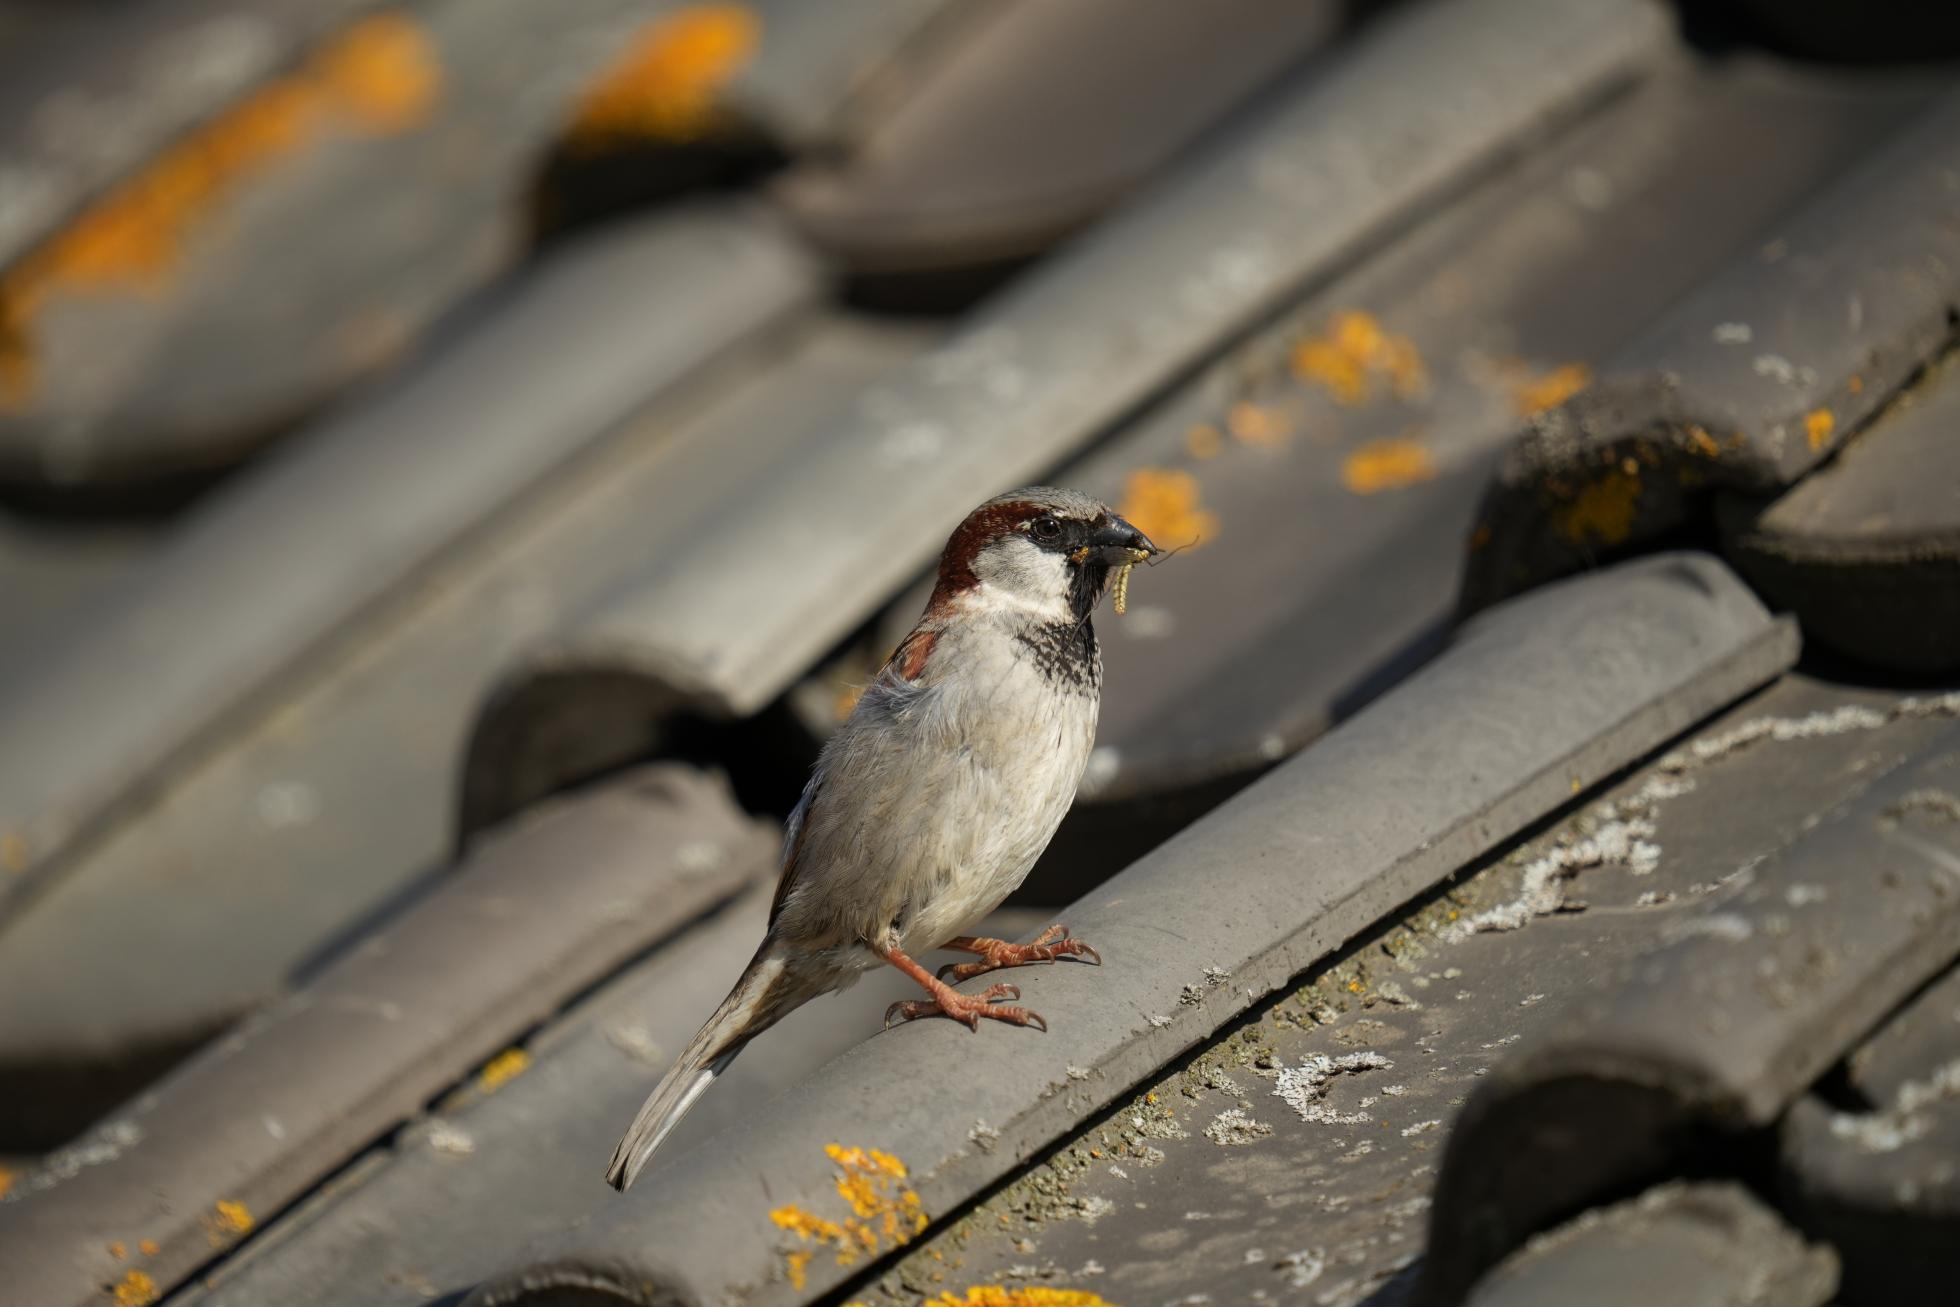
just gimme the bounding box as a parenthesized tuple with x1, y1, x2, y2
(0, 765, 775, 1307)
(1721, 348, 1960, 674)
(0, 0, 958, 489)
(1462, 86, 1960, 613)
(0, 0, 376, 271)
(461, 553, 1792, 1307)
(1418, 707, 1960, 1303)
(177, 899, 1054, 1307)
(860, 673, 1953, 1306)
(1777, 963, 1960, 1304)
(462, 0, 1669, 810)
(1465, 1183, 1837, 1307)
(0, 206, 816, 1131)
(1, 6, 1953, 1305)
(0, 0, 676, 485)
(0, 516, 155, 681)
(720, 0, 972, 153)
(774, 0, 1352, 278)
(847, 47, 1932, 870)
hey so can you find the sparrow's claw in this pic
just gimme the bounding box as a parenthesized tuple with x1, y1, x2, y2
(936, 924, 1103, 982)
(884, 986, 1047, 1033)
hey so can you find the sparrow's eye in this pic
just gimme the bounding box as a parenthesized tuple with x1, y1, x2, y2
(1031, 515, 1063, 543)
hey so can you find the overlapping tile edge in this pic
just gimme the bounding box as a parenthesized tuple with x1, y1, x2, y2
(0, 766, 778, 1307)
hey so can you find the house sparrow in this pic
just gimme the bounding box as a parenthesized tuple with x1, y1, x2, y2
(606, 487, 1157, 1190)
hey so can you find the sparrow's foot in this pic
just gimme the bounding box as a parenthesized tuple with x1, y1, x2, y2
(876, 942, 1049, 1033)
(884, 982, 1046, 1033)
(935, 923, 1101, 984)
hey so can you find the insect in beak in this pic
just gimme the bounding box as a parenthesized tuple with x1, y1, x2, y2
(1109, 546, 1153, 615)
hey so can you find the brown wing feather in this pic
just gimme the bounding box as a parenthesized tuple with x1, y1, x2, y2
(766, 628, 938, 930)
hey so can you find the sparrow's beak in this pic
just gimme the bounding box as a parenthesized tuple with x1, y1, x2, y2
(1086, 516, 1159, 566)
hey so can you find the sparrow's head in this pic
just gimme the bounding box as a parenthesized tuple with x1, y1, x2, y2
(929, 486, 1158, 622)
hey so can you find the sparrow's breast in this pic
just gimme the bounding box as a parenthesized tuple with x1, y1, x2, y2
(780, 618, 1101, 959)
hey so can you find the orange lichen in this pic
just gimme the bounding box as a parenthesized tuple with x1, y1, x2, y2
(214, 1199, 254, 1236)
(1511, 362, 1592, 415)
(1226, 400, 1289, 446)
(0, 12, 440, 409)
(567, 4, 761, 148)
(1556, 467, 1641, 547)
(1184, 422, 1223, 459)
(1847, 374, 1864, 395)
(771, 1144, 928, 1288)
(136, 1240, 159, 1257)
(1804, 407, 1835, 451)
(477, 1047, 531, 1093)
(925, 1290, 1118, 1307)
(112, 1270, 159, 1307)
(1290, 311, 1426, 406)
(1341, 439, 1435, 494)
(310, 13, 440, 131)
(1684, 424, 1721, 459)
(107, 1242, 127, 1261)
(1117, 468, 1217, 549)
(0, 831, 20, 873)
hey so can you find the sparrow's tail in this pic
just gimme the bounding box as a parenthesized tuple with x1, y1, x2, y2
(605, 941, 806, 1191)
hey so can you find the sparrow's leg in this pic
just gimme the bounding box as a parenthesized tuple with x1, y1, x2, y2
(934, 923, 1101, 983)
(877, 944, 1048, 1032)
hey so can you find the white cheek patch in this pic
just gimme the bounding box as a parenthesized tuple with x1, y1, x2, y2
(970, 537, 1072, 621)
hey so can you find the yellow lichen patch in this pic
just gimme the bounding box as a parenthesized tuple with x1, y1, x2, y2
(1184, 422, 1223, 460)
(567, 4, 761, 149)
(1341, 439, 1435, 495)
(1684, 424, 1721, 459)
(925, 1288, 1118, 1307)
(1511, 362, 1592, 415)
(1804, 407, 1835, 451)
(112, 1270, 159, 1307)
(477, 1047, 531, 1093)
(1290, 310, 1426, 406)
(310, 13, 440, 132)
(1117, 468, 1217, 549)
(1555, 466, 1641, 547)
(1226, 400, 1289, 446)
(0, 1165, 14, 1198)
(772, 1145, 929, 1288)
(136, 1239, 159, 1257)
(107, 1242, 127, 1261)
(0, 11, 441, 409)
(214, 1199, 254, 1236)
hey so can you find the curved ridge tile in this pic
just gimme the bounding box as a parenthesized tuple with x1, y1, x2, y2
(0, 765, 775, 1307)
(1417, 720, 1960, 1304)
(1461, 89, 1960, 613)
(464, 0, 1670, 830)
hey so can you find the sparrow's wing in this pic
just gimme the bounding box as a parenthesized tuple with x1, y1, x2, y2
(765, 627, 938, 931)
(766, 772, 820, 928)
